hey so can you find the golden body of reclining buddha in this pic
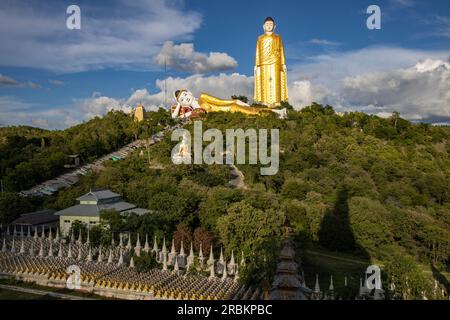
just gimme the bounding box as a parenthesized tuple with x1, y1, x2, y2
(198, 93, 270, 116)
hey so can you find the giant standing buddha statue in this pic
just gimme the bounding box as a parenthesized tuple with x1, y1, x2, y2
(254, 17, 288, 107)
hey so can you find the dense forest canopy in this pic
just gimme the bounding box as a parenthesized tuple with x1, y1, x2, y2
(0, 104, 449, 298)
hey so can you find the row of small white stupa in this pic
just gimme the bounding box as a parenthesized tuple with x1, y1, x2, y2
(1, 224, 245, 279)
(309, 273, 384, 300)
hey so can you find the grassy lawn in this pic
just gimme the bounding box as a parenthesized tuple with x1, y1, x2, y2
(299, 244, 450, 298)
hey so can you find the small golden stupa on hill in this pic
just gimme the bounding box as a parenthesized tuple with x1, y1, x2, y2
(133, 103, 145, 122)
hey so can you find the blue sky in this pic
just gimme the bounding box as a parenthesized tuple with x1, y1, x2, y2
(0, 0, 449, 128)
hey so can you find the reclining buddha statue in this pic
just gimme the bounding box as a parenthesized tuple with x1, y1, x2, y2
(171, 89, 287, 120)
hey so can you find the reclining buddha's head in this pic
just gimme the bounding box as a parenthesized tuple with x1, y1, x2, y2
(174, 89, 194, 106)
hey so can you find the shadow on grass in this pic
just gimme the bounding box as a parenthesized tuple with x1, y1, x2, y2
(301, 184, 372, 298)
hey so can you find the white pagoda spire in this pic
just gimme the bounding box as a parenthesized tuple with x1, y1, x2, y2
(107, 249, 113, 264)
(41, 225, 45, 239)
(314, 274, 321, 293)
(130, 256, 135, 268)
(218, 247, 225, 275)
(179, 240, 185, 256)
(162, 252, 168, 271)
(77, 246, 82, 261)
(187, 242, 195, 268)
(38, 240, 44, 257)
(118, 249, 123, 266)
(162, 237, 167, 254)
(1, 238, 6, 252)
(221, 261, 228, 280)
(48, 226, 52, 241)
(152, 235, 158, 254)
(170, 238, 176, 253)
(228, 250, 236, 275)
(48, 241, 53, 257)
(97, 246, 103, 263)
(126, 232, 132, 250)
(19, 238, 25, 254)
(10, 237, 15, 253)
(135, 233, 141, 257)
(240, 251, 246, 267)
(55, 227, 60, 243)
(27, 225, 31, 238)
(86, 227, 90, 245)
(136, 233, 141, 248)
(34, 226, 38, 240)
(198, 243, 204, 268)
(87, 247, 92, 262)
(168, 239, 176, 265)
(67, 243, 72, 259)
(58, 242, 63, 258)
(144, 234, 150, 253)
(207, 245, 214, 267)
(77, 229, 82, 244)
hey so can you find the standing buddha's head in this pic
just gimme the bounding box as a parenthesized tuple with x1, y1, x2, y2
(263, 17, 275, 34)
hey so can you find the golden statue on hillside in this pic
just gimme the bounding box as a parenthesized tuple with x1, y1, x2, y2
(254, 17, 288, 107)
(133, 103, 145, 122)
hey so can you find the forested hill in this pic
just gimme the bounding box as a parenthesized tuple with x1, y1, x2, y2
(0, 108, 173, 192)
(0, 104, 449, 297)
(204, 104, 450, 281)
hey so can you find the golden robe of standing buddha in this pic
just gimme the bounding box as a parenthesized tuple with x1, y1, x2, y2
(254, 17, 288, 107)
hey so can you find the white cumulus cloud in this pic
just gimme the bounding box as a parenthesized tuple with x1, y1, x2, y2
(0, 0, 202, 72)
(78, 72, 253, 118)
(340, 59, 450, 122)
(154, 41, 238, 73)
(287, 47, 450, 123)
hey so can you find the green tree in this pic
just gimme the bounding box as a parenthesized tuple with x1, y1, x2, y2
(217, 200, 284, 261)
(0, 192, 33, 223)
(231, 95, 249, 103)
(384, 251, 432, 300)
(134, 252, 160, 272)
